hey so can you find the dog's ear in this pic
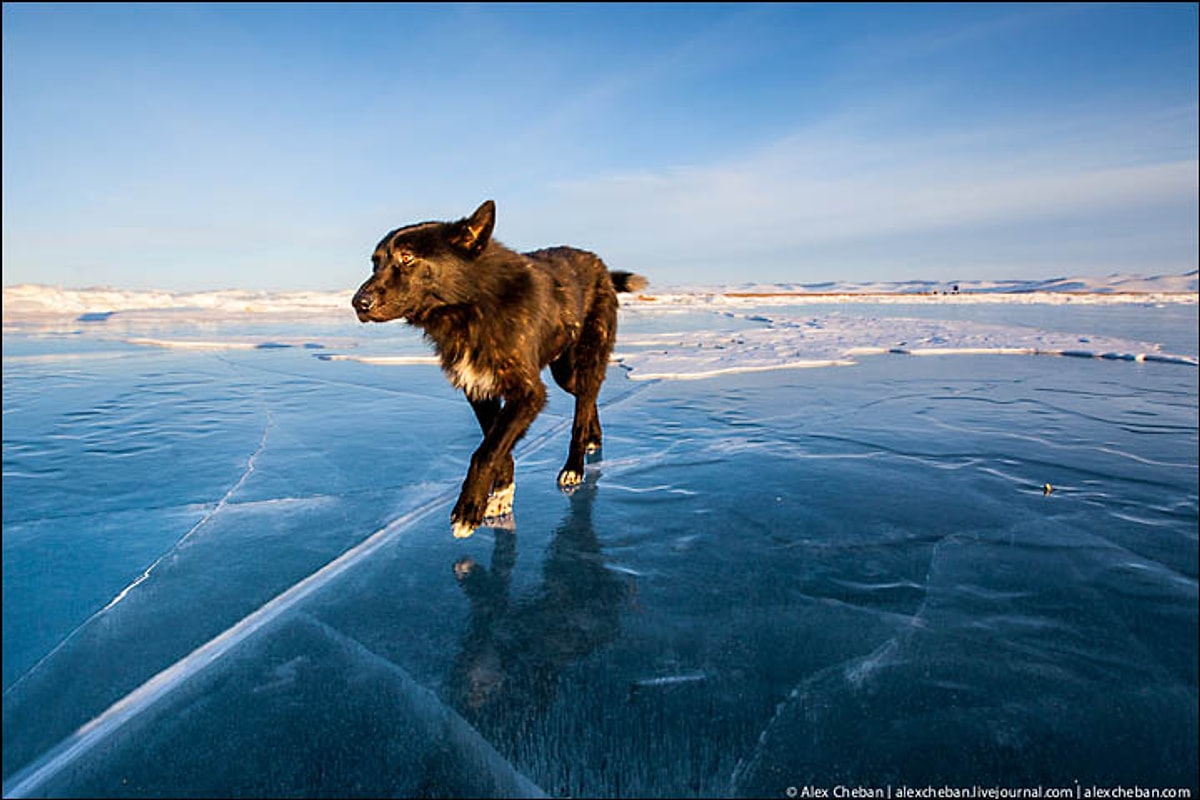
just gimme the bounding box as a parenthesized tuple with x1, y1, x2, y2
(450, 200, 496, 256)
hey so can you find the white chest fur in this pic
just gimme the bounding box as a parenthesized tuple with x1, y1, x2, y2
(446, 353, 499, 400)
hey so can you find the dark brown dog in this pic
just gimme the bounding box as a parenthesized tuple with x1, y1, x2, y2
(352, 200, 646, 538)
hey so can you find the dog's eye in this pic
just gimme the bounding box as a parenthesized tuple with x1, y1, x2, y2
(399, 251, 415, 267)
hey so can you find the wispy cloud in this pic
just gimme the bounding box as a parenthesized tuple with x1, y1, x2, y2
(528, 105, 1198, 281)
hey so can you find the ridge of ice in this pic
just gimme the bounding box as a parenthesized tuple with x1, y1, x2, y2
(612, 312, 1198, 379)
(3, 270, 1196, 318)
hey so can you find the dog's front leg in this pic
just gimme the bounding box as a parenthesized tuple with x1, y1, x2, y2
(469, 398, 516, 520)
(452, 383, 547, 538)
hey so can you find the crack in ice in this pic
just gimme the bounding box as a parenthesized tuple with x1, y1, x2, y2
(2, 406, 274, 702)
(2, 380, 652, 799)
(103, 409, 274, 612)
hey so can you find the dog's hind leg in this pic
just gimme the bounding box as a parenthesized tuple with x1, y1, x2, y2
(552, 295, 617, 491)
(557, 392, 602, 490)
(469, 398, 516, 524)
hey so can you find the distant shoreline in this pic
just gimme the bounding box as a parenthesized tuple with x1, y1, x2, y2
(2, 279, 1197, 318)
(627, 290, 1198, 306)
(719, 290, 1195, 298)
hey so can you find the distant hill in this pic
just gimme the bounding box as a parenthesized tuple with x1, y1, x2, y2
(706, 270, 1199, 296)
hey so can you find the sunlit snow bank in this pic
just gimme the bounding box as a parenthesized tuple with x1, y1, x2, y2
(719, 269, 1199, 295)
(1, 285, 351, 317)
(624, 270, 1198, 307)
(311, 305, 1198, 379)
(611, 311, 1198, 380)
(2, 271, 1195, 318)
(3, 272, 1195, 378)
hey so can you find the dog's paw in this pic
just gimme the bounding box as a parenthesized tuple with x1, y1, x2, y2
(557, 468, 583, 492)
(484, 483, 515, 519)
(451, 489, 488, 539)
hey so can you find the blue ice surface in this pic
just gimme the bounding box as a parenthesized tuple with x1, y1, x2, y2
(2, 303, 1197, 797)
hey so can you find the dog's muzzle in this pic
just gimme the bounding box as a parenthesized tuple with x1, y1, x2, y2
(352, 286, 378, 320)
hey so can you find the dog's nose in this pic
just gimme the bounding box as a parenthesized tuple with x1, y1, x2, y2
(352, 289, 375, 313)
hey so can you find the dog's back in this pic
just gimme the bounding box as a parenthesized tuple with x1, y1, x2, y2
(526, 247, 646, 306)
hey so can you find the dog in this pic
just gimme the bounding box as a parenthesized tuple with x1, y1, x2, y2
(352, 200, 646, 539)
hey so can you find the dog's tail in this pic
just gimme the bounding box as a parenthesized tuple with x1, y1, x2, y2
(609, 270, 648, 294)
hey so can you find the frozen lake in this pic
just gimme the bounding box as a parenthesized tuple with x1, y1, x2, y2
(3, 297, 1197, 797)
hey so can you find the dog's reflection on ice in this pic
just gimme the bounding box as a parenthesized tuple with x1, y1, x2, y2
(447, 475, 630, 732)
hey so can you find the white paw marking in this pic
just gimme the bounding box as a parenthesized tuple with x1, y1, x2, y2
(452, 520, 477, 539)
(558, 469, 583, 488)
(484, 483, 515, 518)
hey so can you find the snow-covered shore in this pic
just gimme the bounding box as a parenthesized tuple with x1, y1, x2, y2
(3, 270, 1196, 318)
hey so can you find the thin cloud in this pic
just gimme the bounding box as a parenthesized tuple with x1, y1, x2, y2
(537, 107, 1197, 280)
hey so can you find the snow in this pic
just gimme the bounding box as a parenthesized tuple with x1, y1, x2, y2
(4, 271, 1196, 381)
(2, 269, 1196, 320)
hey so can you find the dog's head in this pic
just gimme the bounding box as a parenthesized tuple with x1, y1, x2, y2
(352, 200, 496, 324)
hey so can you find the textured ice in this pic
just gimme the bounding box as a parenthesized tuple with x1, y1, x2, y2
(2, 293, 1197, 797)
(613, 311, 1198, 380)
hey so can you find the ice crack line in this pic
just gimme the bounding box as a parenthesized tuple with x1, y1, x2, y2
(102, 407, 274, 613)
(2, 379, 653, 799)
(729, 531, 951, 794)
(2, 406, 275, 702)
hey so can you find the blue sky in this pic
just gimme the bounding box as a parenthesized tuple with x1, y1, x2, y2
(3, 2, 1197, 291)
